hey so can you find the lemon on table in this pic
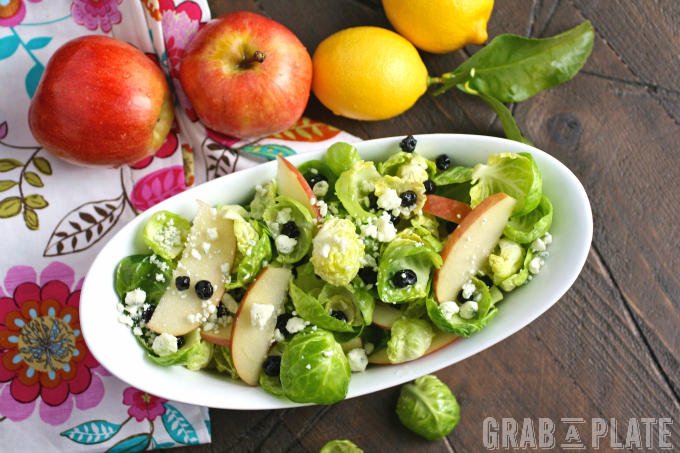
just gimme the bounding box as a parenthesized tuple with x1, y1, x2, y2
(312, 27, 428, 121)
(383, 0, 494, 54)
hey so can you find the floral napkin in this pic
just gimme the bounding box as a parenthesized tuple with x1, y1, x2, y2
(0, 0, 359, 451)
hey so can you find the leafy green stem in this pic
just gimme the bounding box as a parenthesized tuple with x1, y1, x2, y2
(429, 70, 474, 96)
(10, 27, 40, 66)
(18, 148, 41, 201)
(120, 168, 140, 216)
(18, 15, 72, 26)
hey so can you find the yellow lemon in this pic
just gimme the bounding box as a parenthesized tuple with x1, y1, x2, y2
(383, 0, 493, 54)
(312, 27, 428, 121)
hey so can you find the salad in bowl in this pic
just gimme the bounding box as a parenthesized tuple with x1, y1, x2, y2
(111, 136, 554, 405)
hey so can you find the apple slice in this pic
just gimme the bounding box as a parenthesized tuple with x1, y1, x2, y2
(423, 194, 472, 223)
(201, 323, 234, 347)
(277, 155, 322, 221)
(368, 327, 458, 364)
(372, 301, 406, 330)
(231, 266, 292, 386)
(340, 337, 363, 354)
(147, 201, 237, 336)
(433, 193, 516, 304)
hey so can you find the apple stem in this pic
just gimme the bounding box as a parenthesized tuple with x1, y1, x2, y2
(240, 51, 266, 69)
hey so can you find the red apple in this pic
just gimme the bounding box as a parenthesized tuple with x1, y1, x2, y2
(423, 195, 472, 223)
(28, 35, 174, 167)
(433, 193, 516, 304)
(180, 11, 312, 138)
(276, 155, 322, 220)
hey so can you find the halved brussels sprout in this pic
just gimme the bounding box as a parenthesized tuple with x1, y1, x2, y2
(310, 218, 365, 287)
(504, 195, 553, 244)
(115, 254, 176, 305)
(263, 196, 314, 263)
(250, 180, 277, 220)
(497, 247, 533, 292)
(297, 160, 339, 201)
(469, 152, 541, 216)
(403, 297, 427, 319)
(396, 375, 460, 441)
(378, 236, 442, 304)
(225, 220, 272, 290)
(216, 204, 258, 256)
(432, 166, 473, 186)
(213, 345, 239, 380)
(336, 160, 381, 220)
(186, 340, 214, 371)
(142, 210, 191, 260)
(426, 278, 497, 338)
(374, 175, 426, 218)
(387, 318, 434, 364)
(411, 213, 440, 239)
(488, 238, 526, 285)
(319, 284, 364, 327)
(326, 142, 361, 176)
(280, 328, 351, 405)
(378, 151, 436, 179)
(320, 440, 364, 453)
(147, 329, 202, 367)
(260, 368, 284, 397)
(351, 278, 375, 325)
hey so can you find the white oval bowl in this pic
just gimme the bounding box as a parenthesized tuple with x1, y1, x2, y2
(81, 134, 592, 410)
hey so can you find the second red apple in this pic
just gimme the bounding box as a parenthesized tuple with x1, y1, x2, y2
(180, 12, 313, 139)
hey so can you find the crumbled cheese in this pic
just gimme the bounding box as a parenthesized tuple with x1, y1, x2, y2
(191, 249, 202, 260)
(459, 301, 478, 320)
(155, 273, 165, 282)
(133, 327, 143, 336)
(374, 211, 397, 242)
(125, 288, 146, 306)
(220, 263, 231, 275)
(377, 188, 402, 211)
(275, 235, 297, 254)
(118, 314, 133, 327)
(152, 333, 178, 356)
(276, 208, 293, 225)
(318, 200, 328, 217)
(439, 301, 460, 320)
(221, 293, 239, 314)
(313, 180, 329, 198)
(531, 238, 546, 252)
(543, 232, 553, 245)
(347, 348, 368, 372)
(153, 222, 182, 253)
(117, 303, 125, 313)
(286, 317, 307, 334)
(529, 257, 542, 274)
(206, 227, 219, 241)
(305, 364, 312, 370)
(364, 342, 375, 355)
(250, 303, 275, 330)
(461, 280, 476, 299)
(274, 329, 286, 343)
(323, 350, 334, 357)
(202, 242, 211, 255)
(360, 179, 375, 193)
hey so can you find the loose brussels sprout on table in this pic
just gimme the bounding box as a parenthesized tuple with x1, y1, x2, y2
(319, 440, 364, 453)
(397, 375, 460, 441)
(113, 136, 555, 406)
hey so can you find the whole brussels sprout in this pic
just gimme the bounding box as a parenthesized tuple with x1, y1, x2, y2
(387, 318, 434, 364)
(310, 218, 365, 287)
(488, 238, 525, 285)
(319, 439, 364, 453)
(280, 328, 350, 405)
(396, 375, 460, 441)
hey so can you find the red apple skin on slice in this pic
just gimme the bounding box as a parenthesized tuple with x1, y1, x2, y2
(433, 193, 516, 305)
(372, 301, 406, 330)
(277, 155, 322, 221)
(423, 194, 472, 223)
(147, 201, 237, 336)
(201, 323, 234, 347)
(230, 267, 292, 386)
(368, 327, 458, 364)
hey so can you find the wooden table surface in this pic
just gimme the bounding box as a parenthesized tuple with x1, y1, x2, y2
(168, 0, 680, 451)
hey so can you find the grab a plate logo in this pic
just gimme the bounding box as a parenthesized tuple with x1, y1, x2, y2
(482, 417, 673, 450)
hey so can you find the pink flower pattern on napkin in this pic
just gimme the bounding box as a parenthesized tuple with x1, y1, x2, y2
(71, 0, 123, 33)
(130, 165, 186, 212)
(122, 387, 168, 422)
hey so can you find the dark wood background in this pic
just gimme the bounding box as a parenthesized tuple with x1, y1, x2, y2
(167, 0, 680, 451)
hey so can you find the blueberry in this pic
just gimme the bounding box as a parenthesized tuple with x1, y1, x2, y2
(358, 267, 378, 286)
(390, 212, 401, 226)
(175, 276, 190, 291)
(392, 269, 417, 288)
(399, 135, 417, 153)
(400, 191, 417, 207)
(424, 179, 437, 194)
(217, 302, 229, 318)
(479, 275, 494, 288)
(281, 221, 300, 239)
(195, 280, 213, 300)
(141, 304, 155, 323)
(262, 356, 282, 377)
(330, 310, 348, 322)
(445, 221, 458, 234)
(176, 336, 185, 349)
(276, 313, 294, 335)
(232, 287, 246, 302)
(436, 154, 450, 171)
(368, 192, 379, 212)
(308, 174, 328, 188)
